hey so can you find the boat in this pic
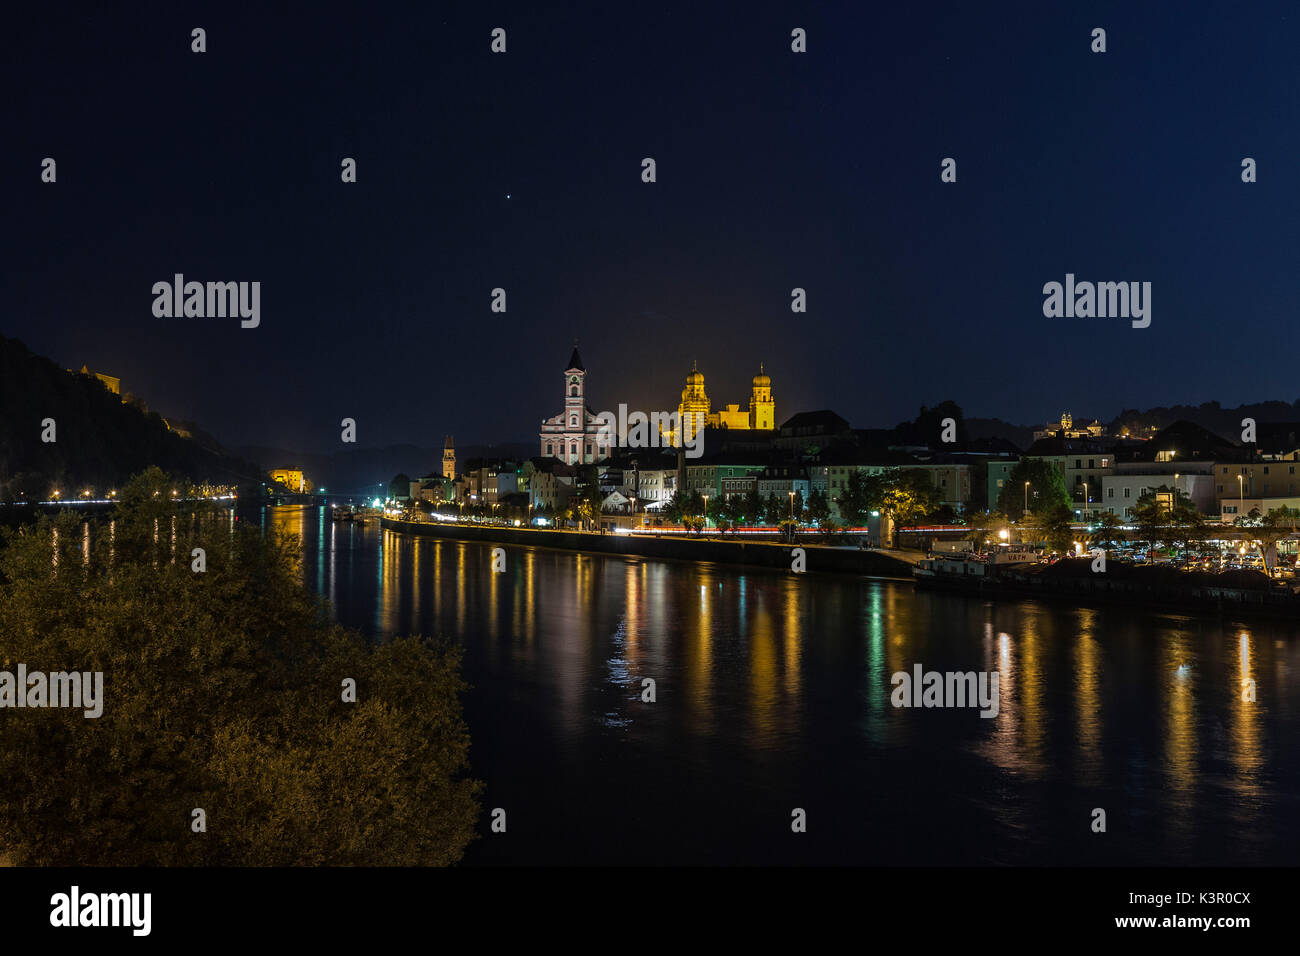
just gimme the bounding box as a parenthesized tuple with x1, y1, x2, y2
(913, 547, 1039, 585)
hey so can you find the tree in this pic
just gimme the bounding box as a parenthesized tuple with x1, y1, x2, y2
(1017, 508, 1043, 546)
(1039, 504, 1075, 554)
(806, 489, 831, 527)
(723, 494, 744, 529)
(706, 496, 731, 533)
(665, 490, 686, 524)
(569, 497, 595, 530)
(1132, 486, 1200, 560)
(1089, 511, 1126, 552)
(388, 473, 412, 500)
(877, 470, 938, 531)
(764, 492, 785, 526)
(1247, 505, 1299, 572)
(835, 470, 871, 527)
(996, 460, 1070, 519)
(967, 510, 1009, 552)
(742, 488, 764, 525)
(0, 468, 481, 865)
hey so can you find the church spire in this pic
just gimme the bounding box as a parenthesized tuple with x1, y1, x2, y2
(567, 342, 585, 372)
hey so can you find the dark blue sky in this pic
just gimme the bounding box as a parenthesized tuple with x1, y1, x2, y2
(5, 1, 1297, 453)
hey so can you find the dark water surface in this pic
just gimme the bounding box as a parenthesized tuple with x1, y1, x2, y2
(270, 505, 1300, 866)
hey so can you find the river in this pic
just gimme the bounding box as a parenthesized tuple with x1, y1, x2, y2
(269, 504, 1300, 866)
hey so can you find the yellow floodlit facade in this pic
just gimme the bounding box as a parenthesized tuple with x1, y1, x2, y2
(665, 362, 775, 446)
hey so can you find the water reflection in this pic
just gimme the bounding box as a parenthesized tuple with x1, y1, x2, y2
(269, 505, 1300, 865)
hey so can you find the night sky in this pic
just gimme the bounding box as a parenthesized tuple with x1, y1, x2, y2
(5, 2, 1297, 454)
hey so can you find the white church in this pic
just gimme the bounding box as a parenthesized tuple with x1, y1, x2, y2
(539, 347, 612, 465)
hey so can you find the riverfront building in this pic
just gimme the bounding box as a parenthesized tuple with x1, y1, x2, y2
(539, 347, 612, 465)
(664, 362, 776, 447)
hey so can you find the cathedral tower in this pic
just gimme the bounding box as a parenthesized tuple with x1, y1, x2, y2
(677, 361, 711, 443)
(749, 363, 774, 430)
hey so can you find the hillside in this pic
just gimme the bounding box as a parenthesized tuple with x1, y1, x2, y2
(0, 334, 266, 500)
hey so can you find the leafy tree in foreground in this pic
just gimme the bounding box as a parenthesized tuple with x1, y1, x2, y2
(0, 468, 481, 866)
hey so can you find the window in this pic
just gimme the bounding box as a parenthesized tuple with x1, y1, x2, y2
(1075, 459, 1082, 468)
(1264, 467, 1270, 475)
(1123, 488, 1131, 498)
(1107, 487, 1114, 498)
(1088, 459, 1095, 468)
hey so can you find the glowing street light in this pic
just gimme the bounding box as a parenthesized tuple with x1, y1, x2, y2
(1024, 481, 1030, 514)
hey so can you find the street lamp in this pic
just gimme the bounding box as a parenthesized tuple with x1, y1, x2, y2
(702, 494, 709, 530)
(1024, 481, 1030, 515)
(1082, 482, 1088, 521)
(1238, 473, 1244, 515)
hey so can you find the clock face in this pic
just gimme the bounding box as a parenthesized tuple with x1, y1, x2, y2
(570, 377, 579, 384)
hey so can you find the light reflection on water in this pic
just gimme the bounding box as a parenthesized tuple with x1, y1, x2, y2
(271, 505, 1298, 865)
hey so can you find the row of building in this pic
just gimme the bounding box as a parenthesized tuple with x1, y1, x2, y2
(987, 417, 1300, 523)
(404, 351, 1300, 528)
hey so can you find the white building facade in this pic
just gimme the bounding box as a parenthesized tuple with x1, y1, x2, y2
(539, 347, 611, 465)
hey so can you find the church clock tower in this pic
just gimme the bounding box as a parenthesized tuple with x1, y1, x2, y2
(442, 435, 456, 479)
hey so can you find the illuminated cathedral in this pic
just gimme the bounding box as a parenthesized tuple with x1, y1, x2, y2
(665, 362, 775, 446)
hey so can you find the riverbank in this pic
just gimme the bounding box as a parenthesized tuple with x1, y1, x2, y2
(916, 557, 1300, 622)
(379, 517, 915, 578)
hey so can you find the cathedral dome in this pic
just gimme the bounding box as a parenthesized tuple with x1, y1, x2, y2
(686, 365, 704, 387)
(752, 363, 770, 388)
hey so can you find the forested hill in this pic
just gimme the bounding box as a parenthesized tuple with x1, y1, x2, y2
(0, 334, 266, 500)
